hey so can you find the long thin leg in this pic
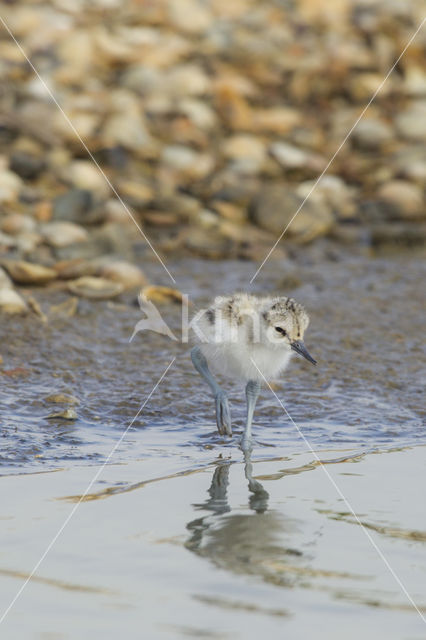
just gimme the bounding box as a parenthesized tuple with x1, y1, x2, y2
(241, 379, 261, 452)
(191, 346, 232, 436)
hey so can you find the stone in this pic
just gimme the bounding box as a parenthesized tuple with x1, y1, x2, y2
(52, 189, 93, 223)
(296, 175, 356, 220)
(141, 285, 184, 304)
(211, 200, 247, 224)
(270, 142, 326, 172)
(223, 135, 267, 174)
(393, 147, 426, 184)
(0, 267, 13, 289)
(1, 260, 57, 285)
(184, 227, 233, 258)
(116, 181, 154, 208)
(178, 99, 217, 129)
(377, 180, 424, 220)
(47, 408, 77, 420)
(45, 393, 80, 405)
(214, 84, 253, 130)
(16, 231, 43, 253)
(351, 118, 393, 150)
(0, 169, 23, 204)
(53, 258, 97, 280)
(395, 102, 426, 142)
(9, 151, 45, 179)
(41, 222, 89, 247)
(102, 113, 155, 153)
(168, 0, 212, 34)
(101, 91, 155, 154)
(404, 66, 426, 97)
(67, 276, 124, 299)
(66, 161, 111, 199)
(103, 199, 136, 224)
(99, 261, 147, 289)
(250, 185, 334, 243)
(52, 111, 99, 146)
(143, 211, 180, 226)
(161, 145, 214, 179)
(167, 64, 211, 96)
(252, 108, 301, 134)
(34, 201, 53, 222)
(349, 73, 393, 101)
(151, 194, 201, 220)
(1, 213, 36, 235)
(0, 288, 27, 314)
(0, 231, 16, 249)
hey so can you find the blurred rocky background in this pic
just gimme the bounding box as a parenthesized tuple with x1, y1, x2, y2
(0, 0, 425, 312)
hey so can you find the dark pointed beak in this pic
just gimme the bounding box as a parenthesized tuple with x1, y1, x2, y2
(291, 340, 317, 365)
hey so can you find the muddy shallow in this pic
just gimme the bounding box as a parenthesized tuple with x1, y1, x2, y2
(0, 251, 425, 638)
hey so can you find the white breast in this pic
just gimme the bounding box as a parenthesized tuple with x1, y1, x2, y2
(199, 342, 293, 382)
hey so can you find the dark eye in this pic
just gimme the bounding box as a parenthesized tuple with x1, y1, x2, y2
(275, 327, 287, 336)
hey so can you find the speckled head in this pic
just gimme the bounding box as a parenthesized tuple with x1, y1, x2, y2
(262, 297, 316, 364)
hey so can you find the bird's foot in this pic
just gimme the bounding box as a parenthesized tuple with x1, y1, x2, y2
(240, 435, 253, 454)
(215, 391, 232, 436)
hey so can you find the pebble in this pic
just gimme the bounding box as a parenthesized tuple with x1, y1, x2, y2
(67, 276, 124, 299)
(377, 180, 424, 220)
(296, 176, 356, 220)
(0, 0, 426, 279)
(1, 213, 36, 236)
(167, 64, 211, 97)
(250, 185, 334, 242)
(54, 258, 97, 280)
(102, 90, 155, 152)
(168, 0, 212, 34)
(0, 231, 17, 249)
(47, 408, 77, 420)
(16, 231, 43, 254)
(9, 151, 46, 180)
(116, 181, 153, 208)
(270, 142, 326, 172)
(252, 108, 301, 134)
(99, 261, 147, 289)
(161, 145, 214, 180)
(184, 227, 233, 258)
(66, 161, 111, 199)
(0, 266, 13, 289)
(41, 222, 89, 248)
(0, 169, 23, 204)
(0, 288, 27, 314)
(141, 285, 184, 304)
(395, 102, 426, 142)
(223, 135, 267, 175)
(1, 260, 57, 285)
(351, 118, 393, 150)
(44, 393, 80, 405)
(52, 189, 93, 223)
(178, 99, 217, 129)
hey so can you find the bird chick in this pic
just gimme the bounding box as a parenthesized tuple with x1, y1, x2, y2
(191, 293, 316, 451)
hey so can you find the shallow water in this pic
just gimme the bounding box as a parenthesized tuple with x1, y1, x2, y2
(0, 252, 425, 638)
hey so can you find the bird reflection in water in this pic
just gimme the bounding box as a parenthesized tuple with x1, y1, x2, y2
(185, 451, 305, 587)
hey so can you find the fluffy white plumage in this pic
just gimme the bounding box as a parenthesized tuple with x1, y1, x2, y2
(193, 293, 312, 383)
